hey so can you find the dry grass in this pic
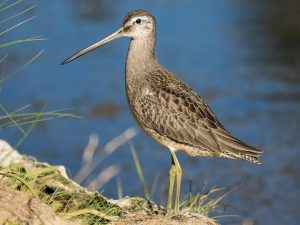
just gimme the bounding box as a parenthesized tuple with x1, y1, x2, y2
(0, 162, 122, 224)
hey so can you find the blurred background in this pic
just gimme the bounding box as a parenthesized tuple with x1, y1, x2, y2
(1, 0, 300, 224)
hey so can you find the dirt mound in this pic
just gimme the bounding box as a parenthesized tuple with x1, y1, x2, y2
(112, 212, 217, 225)
(0, 139, 218, 225)
(0, 187, 74, 225)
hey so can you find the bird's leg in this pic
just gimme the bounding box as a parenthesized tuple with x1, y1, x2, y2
(167, 156, 176, 213)
(170, 150, 182, 213)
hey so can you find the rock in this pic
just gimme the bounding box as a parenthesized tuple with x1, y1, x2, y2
(0, 186, 75, 225)
(0, 139, 23, 167)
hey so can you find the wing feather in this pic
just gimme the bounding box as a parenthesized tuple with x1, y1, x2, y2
(131, 69, 262, 163)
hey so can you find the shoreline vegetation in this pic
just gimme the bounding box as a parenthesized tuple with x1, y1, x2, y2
(1, 2, 224, 224)
(0, 139, 218, 225)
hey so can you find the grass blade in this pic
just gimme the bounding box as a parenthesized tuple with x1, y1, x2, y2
(13, 104, 47, 149)
(0, 1, 8, 9)
(0, 5, 35, 24)
(87, 164, 120, 191)
(0, 15, 36, 36)
(60, 208, 118, 221)
(0, 0, 22, 12)
(129, 142, 150, 199)
(74, 127, 138, 184)
(0, 169, 38, 198)
(0, 104, 25, 133)
(2, 49, 44, 81)
(0, 55, 8, 64)
(0, 35, 45, 48)
(116, 176, 123, 199)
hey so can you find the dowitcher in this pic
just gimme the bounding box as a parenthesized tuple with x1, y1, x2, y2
(62, 9, 262, 213)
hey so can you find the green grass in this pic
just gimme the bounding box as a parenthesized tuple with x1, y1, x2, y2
(0, 4, 89, 223)
(0, 164, 122, 224)
(0, 148, 227, 224)
(180, 186, 229, 216)
(0, 0, 45, 81)
(0, 0, 78, 149)
(129, 141, 227, 218)
(0, 104, 80, 150)
(129, 141, 150, 199)
(0, 0, 45, 46)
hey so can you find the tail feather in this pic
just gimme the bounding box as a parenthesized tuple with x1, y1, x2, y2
(214, 129, 263, 164)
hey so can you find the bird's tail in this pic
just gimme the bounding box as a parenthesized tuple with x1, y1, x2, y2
(214, 129, 263, 164)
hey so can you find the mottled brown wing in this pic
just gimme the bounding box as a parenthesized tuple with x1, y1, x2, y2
(133, 72, 262, 162)
(133, 85, 220, 153)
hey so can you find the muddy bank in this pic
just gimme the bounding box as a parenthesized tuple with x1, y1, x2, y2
(0, 140, 217, 225)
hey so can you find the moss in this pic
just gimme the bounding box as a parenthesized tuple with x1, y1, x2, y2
(127, 198, 150, 212)
(0, 163, 121, 225)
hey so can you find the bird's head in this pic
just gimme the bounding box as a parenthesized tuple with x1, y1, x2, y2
(121, 9, 156, 39)
(62, 9, 155, 65)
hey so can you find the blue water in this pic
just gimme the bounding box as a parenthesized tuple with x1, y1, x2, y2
(2, 1, 300, 224)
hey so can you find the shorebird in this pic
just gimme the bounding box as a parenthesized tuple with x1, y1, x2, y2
(62, 9, 262, 213)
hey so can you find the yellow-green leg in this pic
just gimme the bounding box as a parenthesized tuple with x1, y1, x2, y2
(170, 150, 182, 213)
(167, 163, 176, 212)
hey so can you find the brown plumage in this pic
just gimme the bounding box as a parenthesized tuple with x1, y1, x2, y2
(62, 9, 262, 213)
(129, 67, 262, 163)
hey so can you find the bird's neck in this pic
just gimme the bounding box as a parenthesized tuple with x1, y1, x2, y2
(126, 35, 157, 77)
(125, 34, 158, 101)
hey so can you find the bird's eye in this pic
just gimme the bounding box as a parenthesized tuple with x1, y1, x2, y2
(136, 19, 141, 24)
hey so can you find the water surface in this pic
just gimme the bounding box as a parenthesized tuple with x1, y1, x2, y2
(1, 1, 300, 224)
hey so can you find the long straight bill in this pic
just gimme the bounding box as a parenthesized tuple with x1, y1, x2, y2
(61, 28, 123, 65)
